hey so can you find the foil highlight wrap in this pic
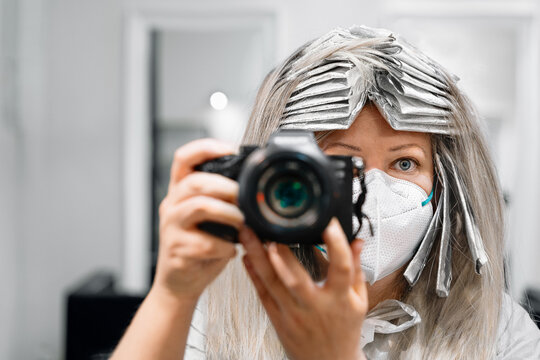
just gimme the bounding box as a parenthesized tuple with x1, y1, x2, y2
(435, 154, 452, 297)
(403, 185, 442, 287)
(443, 153, 488, 274)
(280, 25, 458, 135)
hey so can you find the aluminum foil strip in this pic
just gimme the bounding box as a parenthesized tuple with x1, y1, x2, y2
(403, 192, 442, 286)
(280, 25, 458, 135)
(369, 93, 454, 135)
(284, 61, 367, 130)
(397, 114, 453, 125)
(282, 111, 351, 123)
(304, 60, 353, 78)
(377, 75, 452, 109)
(285, 95, 351, 113)
(288, 80, 350, 102)
(396, 44, 445, 82)
(435, 154, 452, 297)
(443, 152, 488, 274)
(398, 72, 449, 97)
(399, 37, 460, 83)
(380, 90, 452, 117)
(281, 119, 351, 131)
(293, 72, 348, 93)
(284, 103, 349, 117)
(398, 61, 449, 91)
(403, 154, 452, 286)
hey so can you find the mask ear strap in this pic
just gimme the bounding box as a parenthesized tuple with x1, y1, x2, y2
(353, 171, 374, 238)
(421, 187, 434, 207)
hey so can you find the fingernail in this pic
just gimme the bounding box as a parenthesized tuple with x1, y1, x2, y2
(268, 241, 277, 253)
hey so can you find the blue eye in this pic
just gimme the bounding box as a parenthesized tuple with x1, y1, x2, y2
(396, 159, 415, 172)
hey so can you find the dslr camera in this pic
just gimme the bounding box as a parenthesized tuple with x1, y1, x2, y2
(196, 129, 366, 245)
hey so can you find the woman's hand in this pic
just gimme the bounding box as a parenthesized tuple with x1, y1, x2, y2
(152, 138, 244, 303)
(239, 218, 368, 360)
(112, 139, 243, 360)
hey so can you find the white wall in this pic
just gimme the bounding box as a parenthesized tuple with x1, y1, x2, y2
(13, 0, 124, 358)
(4, 1, 539, 359)
(0, 0, 20, 358)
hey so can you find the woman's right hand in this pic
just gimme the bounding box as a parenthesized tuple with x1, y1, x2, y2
(151, 138, 244, 303)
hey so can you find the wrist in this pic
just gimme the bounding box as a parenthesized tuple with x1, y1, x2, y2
(147, 285, 200, 314)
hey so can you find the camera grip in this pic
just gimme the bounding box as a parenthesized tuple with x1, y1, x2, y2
(197, 221, 239, 243)
(194, 148, 256, 242)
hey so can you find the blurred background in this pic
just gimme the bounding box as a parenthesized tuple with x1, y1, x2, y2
(1, 0, 539, 359)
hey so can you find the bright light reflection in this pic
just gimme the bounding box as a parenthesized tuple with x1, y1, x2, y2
(209, 91, 228, 110)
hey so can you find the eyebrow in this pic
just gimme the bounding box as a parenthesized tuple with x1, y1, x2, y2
(325, 141, 427, 157)
(389, 143, 427, 157)
(324, 142, 362, 152)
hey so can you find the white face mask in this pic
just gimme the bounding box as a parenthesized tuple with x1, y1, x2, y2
(353, 169, 433, 284)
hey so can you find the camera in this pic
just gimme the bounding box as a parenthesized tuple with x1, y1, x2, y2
(195, 129, 366, 245)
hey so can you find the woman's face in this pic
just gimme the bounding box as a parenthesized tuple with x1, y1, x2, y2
(318, 104, 434, 196)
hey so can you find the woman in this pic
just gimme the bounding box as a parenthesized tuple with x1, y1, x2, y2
(112, 26, 540, 359)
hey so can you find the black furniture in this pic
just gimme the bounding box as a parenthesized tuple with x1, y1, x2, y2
(65, 271, 145, 360)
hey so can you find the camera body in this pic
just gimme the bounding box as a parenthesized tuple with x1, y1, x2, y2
(196, 130, 365, 245)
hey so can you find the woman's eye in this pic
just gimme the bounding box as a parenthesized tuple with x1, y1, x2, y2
(394, 158, 416, 172)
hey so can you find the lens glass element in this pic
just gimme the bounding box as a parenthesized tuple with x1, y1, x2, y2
(268, 176, 310, 217)
(257, 160, 322, 228)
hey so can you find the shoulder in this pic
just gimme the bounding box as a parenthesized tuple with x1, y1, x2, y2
(495, 292, 540, 359)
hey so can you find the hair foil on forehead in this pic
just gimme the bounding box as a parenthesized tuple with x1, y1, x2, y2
(279, 25, 458, 135)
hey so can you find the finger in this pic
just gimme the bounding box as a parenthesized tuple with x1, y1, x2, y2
(169, 228, 238, 260)
(267, 242, 316, 305)
(168, 172, 239, 205)
(169, 139, 235, 192)
(323, 218, 354, 292)
(242, 255, 281, 318)
(238, 227, 296, 310)
(351, 238, 367, 298)
(164, 195, 244, 230)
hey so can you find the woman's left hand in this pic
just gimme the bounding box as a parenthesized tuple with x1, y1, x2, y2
(239, 218, 368, 360)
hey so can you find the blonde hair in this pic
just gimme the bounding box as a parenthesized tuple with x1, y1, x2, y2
(205, 33, 505, 360)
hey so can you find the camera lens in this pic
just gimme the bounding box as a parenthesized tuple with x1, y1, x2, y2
(255, 160, 321, 229)
(267, 175, 311, 218)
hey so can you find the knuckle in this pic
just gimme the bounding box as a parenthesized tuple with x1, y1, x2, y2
(188, 197, 211, 218)
(329, 226, 343, 240)
(335, 262, 352, 275)
(185, 175, 205, 194)
(197, 241, 215, 257)
(174, 148, 186, 164)
(286, 279, 302, 291)
(169, 255, 188, 271)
